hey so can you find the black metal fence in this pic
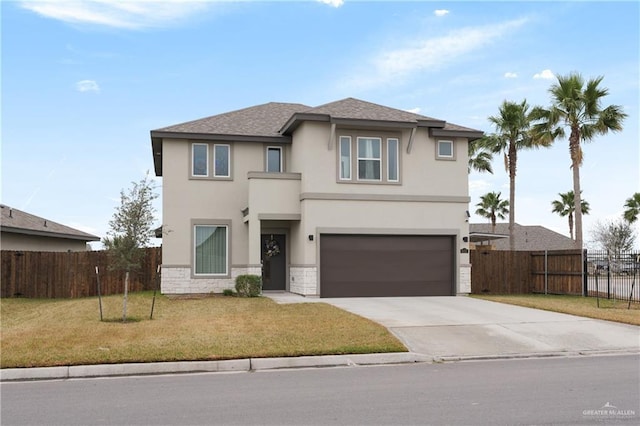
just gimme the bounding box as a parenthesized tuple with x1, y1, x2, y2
(585, 250, 640, 303)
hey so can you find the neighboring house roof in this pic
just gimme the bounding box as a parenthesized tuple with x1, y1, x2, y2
(150, 97, 483, 176)
(0, 204, 100, 242)
(469, 223, 576, 251)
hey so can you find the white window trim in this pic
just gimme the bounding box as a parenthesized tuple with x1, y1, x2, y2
(213, 144, 231, 178)
(387, 138, 399, 182)
(193, 224, 229, 276)
(339, 136, 352, 180)
(266, 146, 283, 173)
(192, 143, 209, 177)
(357, 137, 382, 182)
(437, 140, 454, 159)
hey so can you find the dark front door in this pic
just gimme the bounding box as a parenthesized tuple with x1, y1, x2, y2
(261, 234, 286, 291)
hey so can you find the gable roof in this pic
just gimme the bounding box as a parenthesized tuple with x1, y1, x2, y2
(150, 97, 483, 176)
(469, 223, 576, 251)
(0, 205, 100, 242)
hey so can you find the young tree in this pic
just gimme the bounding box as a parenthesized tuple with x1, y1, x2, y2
(623, 192, 640, 223)
(468, 139, 494, 174)
(103, 175, 158, 322)
(475, 191, 509, 234)
(480, 99, 551, 250)
(590, 219, 636, 255)
(532, 73, 627, 249)
(551, 190, 590, 240)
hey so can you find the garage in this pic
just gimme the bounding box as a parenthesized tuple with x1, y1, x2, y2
(320, 234, 455, 298)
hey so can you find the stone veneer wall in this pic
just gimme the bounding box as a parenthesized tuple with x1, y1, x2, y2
(458, 264, 471, 294)
(289, 266, 318, 296)
(161, 266, 261, 294)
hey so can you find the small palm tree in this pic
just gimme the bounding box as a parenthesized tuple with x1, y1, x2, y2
(475, 191, 509, 234)
(551, 190, 590, 240)
(532, 73, 627, 249)
(480, 99, 551, 250)
(468, 139, 493, 174)
(623, 193, 640, 223)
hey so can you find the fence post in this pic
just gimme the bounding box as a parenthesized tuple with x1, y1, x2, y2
(95, 266, 103, 321)
(544, 250, 548, 295)
(582, 249, 587, 297)
(607, 249, 611, 300)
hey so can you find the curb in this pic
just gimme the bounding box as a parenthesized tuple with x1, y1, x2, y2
(3, 350, 637, 382)
(434, 348, 640, 363)
(0, 352, 430, 382)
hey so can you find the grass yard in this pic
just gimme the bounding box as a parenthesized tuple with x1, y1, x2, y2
(473, 294, 640, 326)
(0, 292, 406, 369)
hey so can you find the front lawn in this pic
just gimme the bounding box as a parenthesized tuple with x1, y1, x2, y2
(472, 294, 640, 326)
(0, 293, 406, 368)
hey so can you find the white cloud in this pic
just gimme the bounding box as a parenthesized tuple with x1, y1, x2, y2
(434, 9, 450, 17)
(343, 18, 528, 89)
(533, 69, 555, 80)
(318, 0, 344, 7)
(19, 0, 210, 30)
(76, 80, 100, 93)
(504, 72, 518, 78)
(405, 107, 421, 114)
(469, 179, 492, 194)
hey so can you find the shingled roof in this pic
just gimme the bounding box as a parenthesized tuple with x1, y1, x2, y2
(151, 97, 483, 175)
(155, 102, 310, 138)
(0, 205, 100, 242)
(470, 223, 576, 251)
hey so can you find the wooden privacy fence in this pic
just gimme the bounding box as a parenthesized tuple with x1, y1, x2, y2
(471, 249, 584, 295)
(1, 247, 161, 299)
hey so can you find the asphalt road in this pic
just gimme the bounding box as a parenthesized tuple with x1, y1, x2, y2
(2, 355, 639, 425)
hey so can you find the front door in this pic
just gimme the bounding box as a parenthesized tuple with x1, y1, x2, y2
(261, 234, 286, 291)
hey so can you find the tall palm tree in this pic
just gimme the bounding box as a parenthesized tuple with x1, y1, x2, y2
(480, 99, 550, 250)
(623, 192, 640, 223)
(551, 190, 590, 240)
(468, 139, 494, 174)
(532, 73, 627, 249)
(475, 191, 509, 234)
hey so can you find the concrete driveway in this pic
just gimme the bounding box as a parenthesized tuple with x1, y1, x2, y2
(266, 293, 640, 359)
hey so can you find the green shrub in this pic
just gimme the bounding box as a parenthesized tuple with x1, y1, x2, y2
(235, 275, 262, 297)
(222, 289, 235, 297)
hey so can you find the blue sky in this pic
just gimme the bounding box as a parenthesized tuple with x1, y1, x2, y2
(2, 0, 638, 249)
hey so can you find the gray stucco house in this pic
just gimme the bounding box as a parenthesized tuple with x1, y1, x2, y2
(151, 98, 483, 297)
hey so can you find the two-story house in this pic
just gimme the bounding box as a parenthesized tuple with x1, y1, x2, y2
(151, 98, 482, 297)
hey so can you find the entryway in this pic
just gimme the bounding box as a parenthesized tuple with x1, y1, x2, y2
(261, 234, 286, 291)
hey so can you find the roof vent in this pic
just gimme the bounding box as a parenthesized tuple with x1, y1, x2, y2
(9, 208, 13, 218)
(44, 220, 48, 227)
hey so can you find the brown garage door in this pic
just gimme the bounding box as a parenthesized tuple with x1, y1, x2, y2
(320, 234, 454, 298)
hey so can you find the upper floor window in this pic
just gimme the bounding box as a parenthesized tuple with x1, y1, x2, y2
(191, 142, 232, 179)
(357, 137, 381, 181)
(214, 144, 230, 177)
(387, 138, 399, 182)
(339, 136, 351, 180)
(266, 146, 283, 172)
(192, 143, 208, 177)
(437, 140, 454, 159)
(337, 134, 400, 184)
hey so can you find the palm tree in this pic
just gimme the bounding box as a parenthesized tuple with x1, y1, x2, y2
(475, 191, 509, 234)
(623, 193, 640, 223)
(551, 190, 590, 240)
(468, 139, 493, 174)
(532, 73, 627, 249)
(480, 99, 551, 250)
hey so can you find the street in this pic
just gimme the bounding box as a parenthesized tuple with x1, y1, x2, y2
(2, 355, 639, 425)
